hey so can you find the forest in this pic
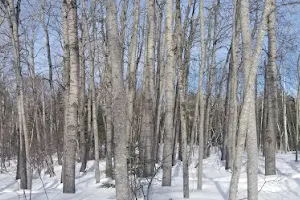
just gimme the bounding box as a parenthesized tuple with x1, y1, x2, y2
(0, 0, 300, 199)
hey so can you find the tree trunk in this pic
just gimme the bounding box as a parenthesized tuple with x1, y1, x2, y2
(282, 78, 288, 153)
(175, 0, 189, 197)
(265, 0, 277, 175)
(184, 1, 200, 162)
(105, 57, 113, 178)
(100, 5, 112, 174)
(105, 0, 130, 199)
(141, 0, 155, 177)
(61, 0, 70, 183)
(204, 2, 219, 159)
(196, 0, 206, 190)
(262, 62, 268, 156)
(154, 0, 166, 164)
(41, 0, 55, 177)
(229, 0, 272, 199)
(79, 25, 87, 172)
(87, 88, 93, 160)
(18, 118, 27, 189)
(296, 55, 300, 162)
(119, 0, 128, 76)
(63, 0, 79, 193)
(172, 86, 179, 166)
(225, 0, 239, 170)
(5, 0, 32, 189)
(126, 0, 139, 167)
(82, 0, 100, 183)
(0, 96, 4, 171)
(162, 0, 176, 187)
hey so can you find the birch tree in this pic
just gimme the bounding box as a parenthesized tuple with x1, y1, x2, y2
(154, 0, 166, 163)
(82, 0, 100, 183)
(1, 0, 32, 189)
(126, 0, 139, 159)
(79, 17, 87, 173)
(197, 0, 206, 190)
(162, 0, 176, 186)
(229, 0, 272, 199)
(63, 0, 79, 193)
(175, 0, 189, 197)
(204, 0, 219, 158)
(141, 0, 155, 177)
(99, 1, 114, 178)
(61, 0, 70, 182)
(265, 0, 277, 175)
(224, 0, 239, 170)
(41, 0, 55, 177)
(105, 0, 130, 198)
(282, 70, 288, 153)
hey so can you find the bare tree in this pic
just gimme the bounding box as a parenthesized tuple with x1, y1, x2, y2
(63, 0, 79, 193)
(41, 0, 55, 177)
(105, 0, 130, 199)
(99, 1, 114, 178)
(78, 14, 87, 173)
(61, 0, 70, 183)
(126, 0, 139, 160)
(265, 0, 277, 175)
(197, 0, 206, 191)
(141, 0, 155, 177)
(82, 0, 100, 183)
(229, 0, 272, 199)
(162, 0, 176, 187)
(224, 0, 239, 170)
(203, 0, 219, 158)
(1, 0, 32, 189)
(175, 0, 189, 197)
(154, 0, 166, 163)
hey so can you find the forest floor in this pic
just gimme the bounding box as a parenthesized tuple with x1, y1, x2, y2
(1, 150, 300, 200)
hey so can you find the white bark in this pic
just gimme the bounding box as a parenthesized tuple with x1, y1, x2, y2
(229, 0, 272, 199)
(4, 0, 32, 189)
(203, 1, 219, 158)
(63, 0, 79, 193)
(162, 0, 176, 187)
(61, 0, 70, 183)
(197, 0, 206, 190)
(82, 0, 100, 183)
(104, 0, 130, 199)
(282, 68, 288, 153)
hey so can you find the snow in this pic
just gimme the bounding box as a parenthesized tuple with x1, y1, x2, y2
(1, 151, 300, 200)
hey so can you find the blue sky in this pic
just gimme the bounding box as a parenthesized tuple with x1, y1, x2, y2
(1, 0, 300, 97)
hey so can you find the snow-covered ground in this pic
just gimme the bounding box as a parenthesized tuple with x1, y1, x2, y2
(1, 151, 300, 200)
